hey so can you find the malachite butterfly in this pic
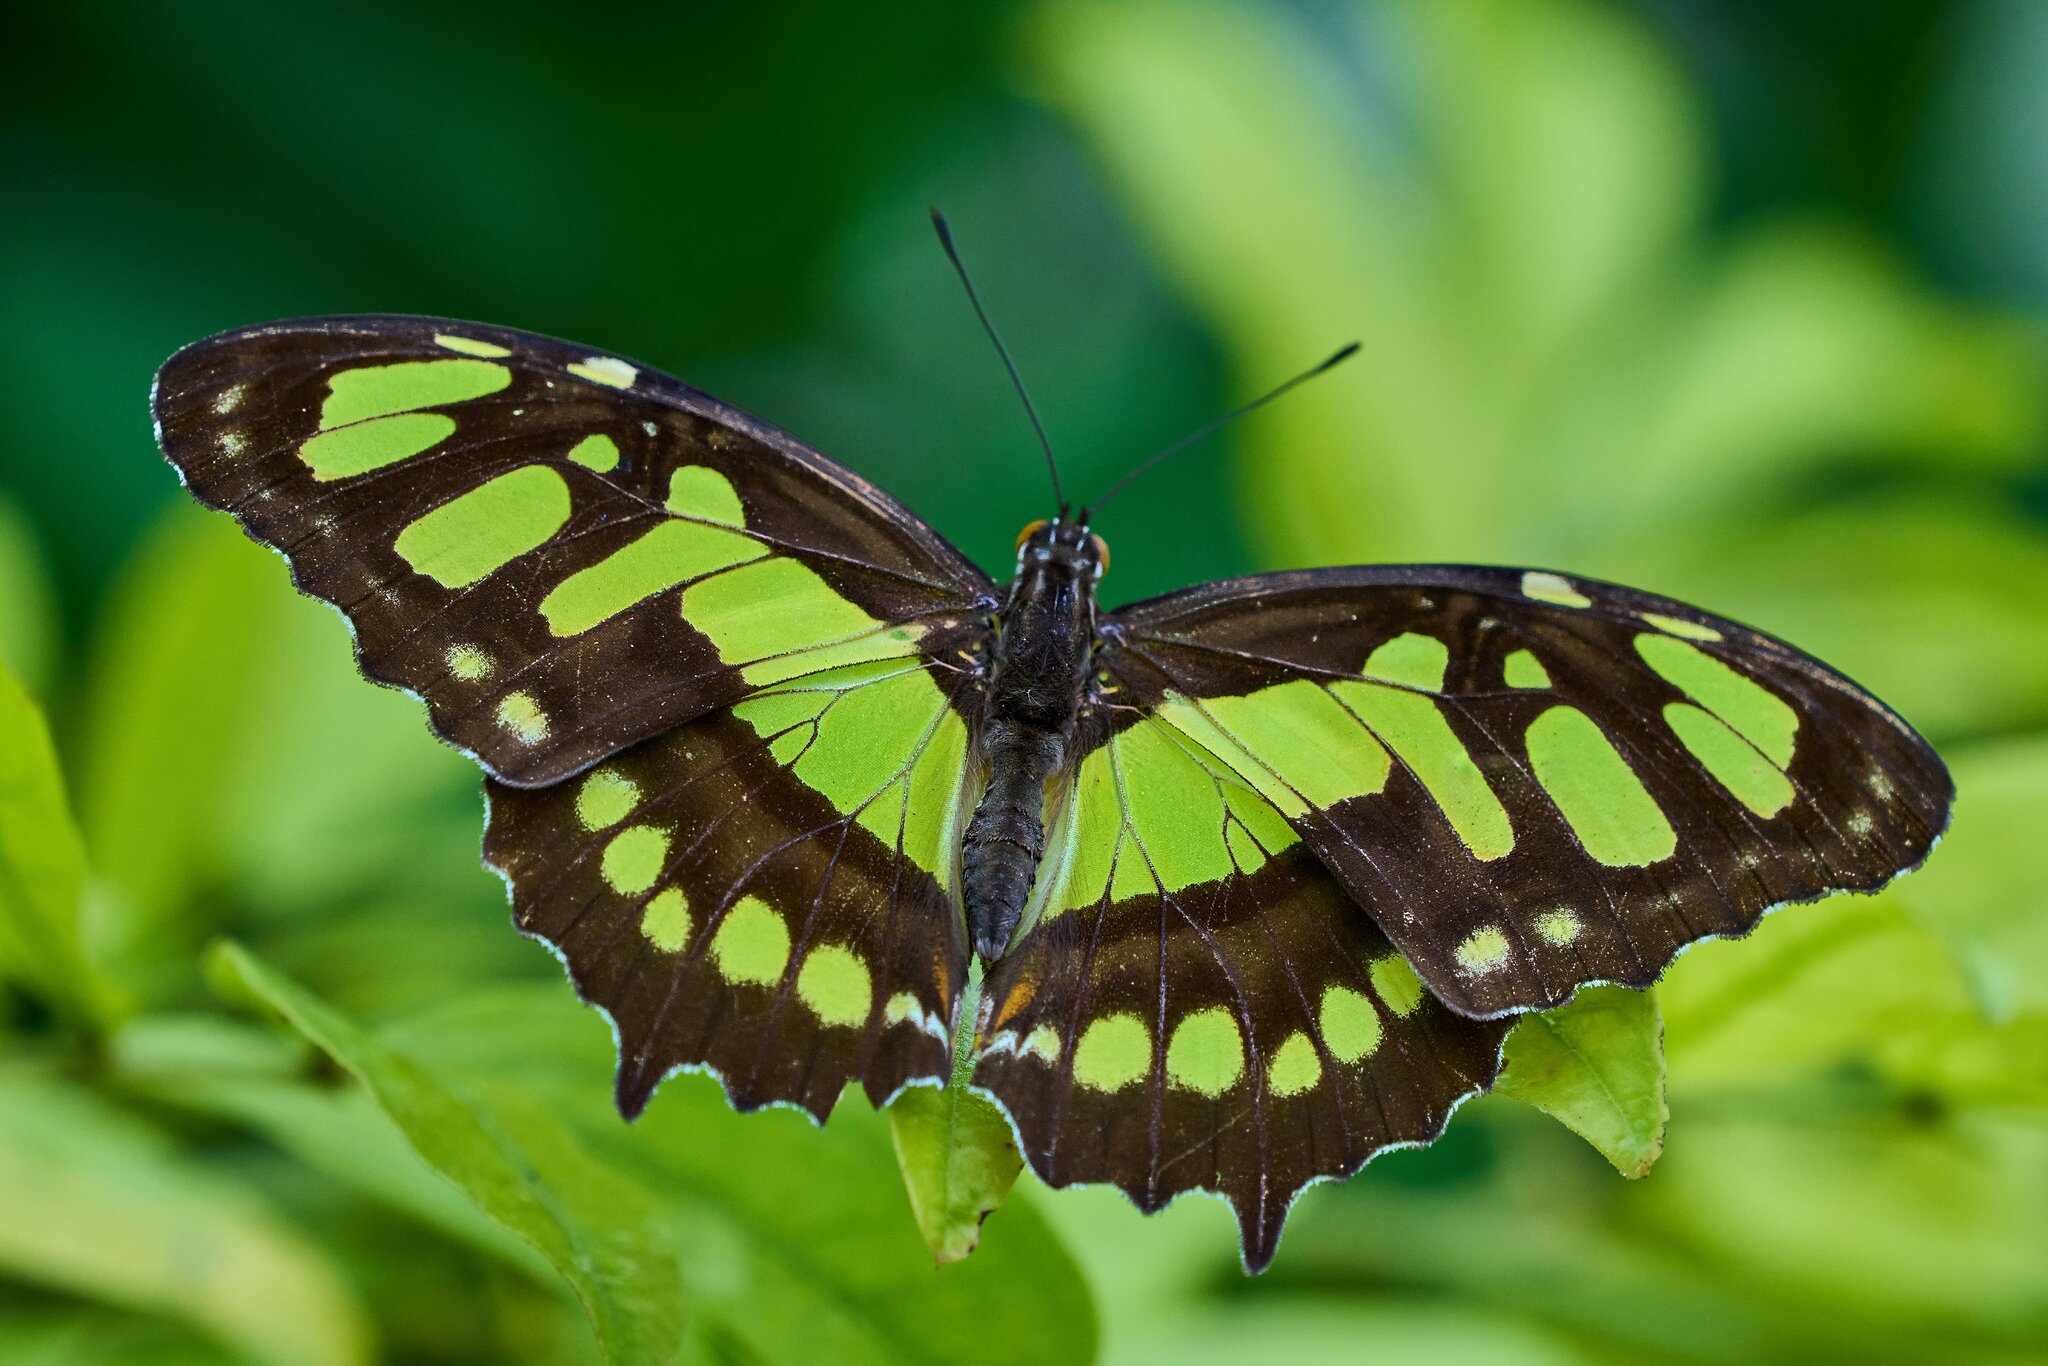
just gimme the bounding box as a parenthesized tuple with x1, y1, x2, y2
(152, 305, 1949, 1272)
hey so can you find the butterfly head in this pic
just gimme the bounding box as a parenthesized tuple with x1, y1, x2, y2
(1015, 518, 1108, 582)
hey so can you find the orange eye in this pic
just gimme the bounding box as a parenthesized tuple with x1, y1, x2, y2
(1015, 519, 1049, 550)
(1090, 534, 1110, 577)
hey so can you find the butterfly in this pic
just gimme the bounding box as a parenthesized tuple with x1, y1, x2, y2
(151, 231, 1950, 1272)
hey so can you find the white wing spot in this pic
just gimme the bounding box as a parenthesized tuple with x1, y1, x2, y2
(1848, 810, 1875, 837)
(218, 431, 247, 456)
(1454, 926, 1512, 973)
(496, 691, 550, 744)
(212, 385, 246, 415)
(882, 992, 949, 1042)
(1642, 612, 1723, 642)
(1534, 908, 1582, 946)
(1522, 571, 1593, 608)
(643, 420, 659, 437)
(445, 644, 493, 681)
(569, 356, 637, 389)
(1868, 769, 1896, 801)
(1022, 1024, 1061, 1063)
(434, 333, 511, 358)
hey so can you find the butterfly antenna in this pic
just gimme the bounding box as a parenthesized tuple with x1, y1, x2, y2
(930, 207, 1068, 516)
(1083, 342, 1360, 518)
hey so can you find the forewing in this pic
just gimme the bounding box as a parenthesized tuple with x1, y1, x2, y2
(485, 656, 980, 1119)
(1099, 565, 1952, 1018)
(152, 315, 997, 785)
(972, 710, 1510, 1272)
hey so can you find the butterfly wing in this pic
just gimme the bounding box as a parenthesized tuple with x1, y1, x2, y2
(154, 315, 999, 1115)
(485, 655, 978, 1119)
(971, 707, 1510, 1271)
(1095, 565, 1952, 1019)
(152, 315, 998, 786)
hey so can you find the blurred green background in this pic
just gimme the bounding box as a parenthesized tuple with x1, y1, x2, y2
(4, 0, 2047, 1361)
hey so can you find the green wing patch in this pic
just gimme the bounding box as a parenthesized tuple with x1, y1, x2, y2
(152, 315, 996, 786)
(972, 711, 1510, 1272)
(1101, 565, 1952, 1019)
(484, 656, 980, 1119)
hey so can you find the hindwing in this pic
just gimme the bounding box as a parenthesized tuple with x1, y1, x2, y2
(972, 709, 1511, 1271)
(1098, 565, 1952, 1018)
(485, 655, 982, 1118)
(152, 315, 997, 785)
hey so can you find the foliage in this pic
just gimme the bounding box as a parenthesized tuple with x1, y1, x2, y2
(1023, 0, 2048, 1359)
(4, 0, 2048, 1361)
(1496, 986, 1666, 1178)
(0, 509, 1096, 1361)
(0, 1063, 370, 1366)
(888, 980, 1028, 1264)
(211, 945, 1093, 1364)
(0, 668, 113, 1026)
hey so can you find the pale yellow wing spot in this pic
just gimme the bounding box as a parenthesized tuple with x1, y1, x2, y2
(496, 692, 550, 744)
(1453, 926, 1511, 974)
(1534, 908, 1583, 946)
(568, 355, 637, 388)
(1521, 571, 1592, 608)
(434, 333, 512, 358)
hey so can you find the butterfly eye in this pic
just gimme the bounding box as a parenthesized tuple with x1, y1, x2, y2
(1015, 519, 1050, 551)
(1090, 534, 1110, 578)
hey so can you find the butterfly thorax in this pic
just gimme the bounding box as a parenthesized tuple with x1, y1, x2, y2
(962, 520, 1106, 961)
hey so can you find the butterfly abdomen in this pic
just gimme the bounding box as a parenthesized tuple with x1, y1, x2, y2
(963, 720, 1063, 960)
(964, 524, 1102, 960)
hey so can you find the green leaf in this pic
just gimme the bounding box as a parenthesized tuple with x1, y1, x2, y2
(887, 983, 1024, 1263)
(1584, 223, 2046, 521)
(212, 946, 1098, 1366)
(1656, 881, 2048, 1113)
(1894, 734, 2048, 1019)
(888, 1087, 1022, 1264)
(387, 986, 1098, 1366)
(0, 663, 118, 1025)
(208, 942, 686, 1366)
(0, 1300, 245, 1366)
(1874, 1012, 2048, 1111)
(1272, 1096, 2048, 1360)
(1031, 0, 2041, 572)
(77, 509, 272, 988)
(1495, 985, 1667, 1177)
(78, 508, 477, 1007)
(1659, 891, 1976, 1093)
(1035, 1297, 1589, 1366)
(1636, 1107, 2048, 1329)
(106, 1012, 549, 1280)
(0, 1061, 372, 1366)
